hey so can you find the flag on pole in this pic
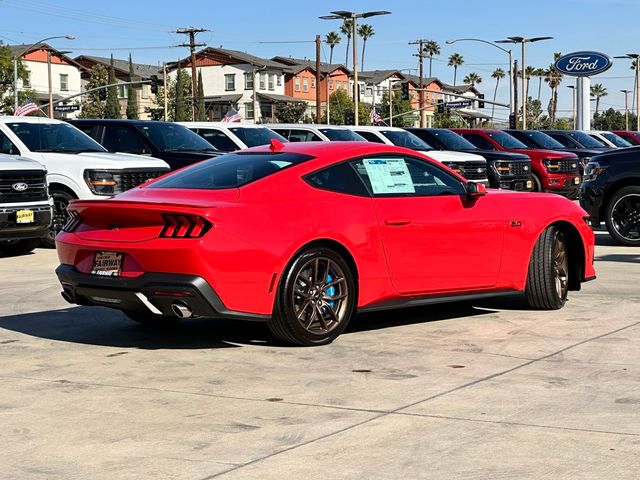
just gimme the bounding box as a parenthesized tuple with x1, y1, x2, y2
(221, 107, 243, 123)
(14, 100, 39, 117)
(370, 108, 382, 125)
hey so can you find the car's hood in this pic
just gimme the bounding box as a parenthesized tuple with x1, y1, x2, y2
(558, 148, 603, 157)
(0, 154, 45, 171)
(418, 150, 486, 163)
(36, 151, 170, 170)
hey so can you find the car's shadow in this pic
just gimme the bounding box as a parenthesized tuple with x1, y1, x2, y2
(0, 298, 508, 349)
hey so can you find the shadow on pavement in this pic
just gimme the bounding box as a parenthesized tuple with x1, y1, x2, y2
(595, 253, 640, 263)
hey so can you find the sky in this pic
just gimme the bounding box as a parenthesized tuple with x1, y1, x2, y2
(2, 0, 639, 123)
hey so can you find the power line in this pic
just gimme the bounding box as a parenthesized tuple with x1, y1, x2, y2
(175, 27, 209, 119)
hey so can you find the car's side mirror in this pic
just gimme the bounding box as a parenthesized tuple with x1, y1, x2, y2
(466, 182, 487, 199)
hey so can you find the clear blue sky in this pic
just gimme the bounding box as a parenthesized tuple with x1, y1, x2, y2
(2, 0, 639, 122)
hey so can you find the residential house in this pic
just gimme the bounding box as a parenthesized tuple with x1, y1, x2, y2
(74, 55, 161, 120)
(9, 43, 83, 118)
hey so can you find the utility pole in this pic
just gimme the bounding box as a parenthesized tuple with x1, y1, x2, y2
(513, 59, 519, 129)
(409, 39, 427, 127)
(316, 35, 322, 123)
(176, 27, 208, 120)
(163, 62, 168, 121)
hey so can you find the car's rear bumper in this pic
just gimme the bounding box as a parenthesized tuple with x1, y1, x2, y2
(0, 204, 52, 241)
(55, 264, 271, 322)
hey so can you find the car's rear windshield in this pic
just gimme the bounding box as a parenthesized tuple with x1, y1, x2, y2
(136, 123, 218, 153)
(567, 131, 607, 148)
(380, 130, 433, 150)
(318, 128, 366, 141)
(602, 132, 632, 148)
(511, 131, 565, 149)
(228, 127, 287, 147)
(425, 129, 477, 150)
(149, 152, 314, 189)
(487, 131, 528, 149)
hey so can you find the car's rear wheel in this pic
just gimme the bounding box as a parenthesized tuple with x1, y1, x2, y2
(525, 226, 569, 310)
(123, 310, 179, 326)
(0, 238, 40, 256)
(268, 247, 356, 346)
(41, 189, 75, 248)
(604, 186, 640, 246)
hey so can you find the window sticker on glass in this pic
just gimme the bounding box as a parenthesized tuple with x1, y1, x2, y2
(363, 158, 415, 194)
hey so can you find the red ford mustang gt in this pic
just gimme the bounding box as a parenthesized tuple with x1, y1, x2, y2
(56, 141, 596, 346)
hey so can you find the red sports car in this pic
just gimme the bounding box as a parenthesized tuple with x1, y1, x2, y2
(56, 141, 596, 346)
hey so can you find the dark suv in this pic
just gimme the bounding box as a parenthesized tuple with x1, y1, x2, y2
(67, 119, 221, 170)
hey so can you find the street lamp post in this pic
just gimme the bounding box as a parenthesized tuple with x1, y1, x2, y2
(567, 85, 576, 129)
(496, 36, 553, 130)
(13, 35, 75, 112)
(615, 54, 640, 131)
(320, 10, 390, 126)
(446, 38, 513, 117)
(621, 89, 632, 130)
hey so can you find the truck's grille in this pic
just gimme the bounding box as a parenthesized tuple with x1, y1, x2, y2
(119, 169, 168, 192)
(511, 161, 532, 177)
(546, 159, 580, 174)
(459, 162, 487, 181)
(0, 170, 48, 203)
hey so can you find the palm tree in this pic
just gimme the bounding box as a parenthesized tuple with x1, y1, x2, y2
(423, 40, 440, 78)
(340, 19, 353, 68)
(535, 67, 546, 101)
(544, 52, 563, 123)
(524, 66, 536, 98)
(463, 72, 482, 86)
(590, 83, 608, 115)
(325, 32, 341, 64)
(357, 24, 375, 71)
(448, 53, 464, 85)
(491, 68, 506, 125)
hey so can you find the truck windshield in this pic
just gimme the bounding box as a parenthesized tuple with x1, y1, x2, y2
(7, 122, 106, 153)
(512, 131, 565, 149)
(602, 132, 632, 148)
(487, 131, 528, 149)
(380, 130, 433, 150)
(427, 129, 478, 150)
(567, 131, 607, 148)
(136, 123, 218, 153)
(228, 127, 287, 147)
(318, 128, 367, 141)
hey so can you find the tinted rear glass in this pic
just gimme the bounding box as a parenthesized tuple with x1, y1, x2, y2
(228, 127, 287, 147)
(150, 152, 313, 189)
(318, 128, 366, 141)
(567, 131, 606, 148)
(602, 132, 632, 147)
(487, 131, 527, 149)
(510, 131, 565, 149)
(422, 129, 477, 150)
(380, 130, 433, 150)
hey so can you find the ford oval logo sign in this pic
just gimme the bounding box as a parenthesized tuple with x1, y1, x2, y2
(554, 51, 612, 77)
(11, 182, 29, 192)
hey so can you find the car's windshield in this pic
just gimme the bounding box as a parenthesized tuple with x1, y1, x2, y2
(229, 127, 287, 147)
(136, 123, 218, 152)
(487, 131, 528, 149)
(318, 128, 367, 141)
(512, 131, 565, 149)
(568, 131, 607, 148)
(602, 132, 633, 148)
(381, 130, 433, 150)
(6, 122, 106, 153)
(428, 129, 478, 150)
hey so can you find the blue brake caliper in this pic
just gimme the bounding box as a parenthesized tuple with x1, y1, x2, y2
(325, 274, 335, 308)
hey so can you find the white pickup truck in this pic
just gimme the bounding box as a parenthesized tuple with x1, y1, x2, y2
(0, 117, 170, 247)
(0, 154, 53, 255)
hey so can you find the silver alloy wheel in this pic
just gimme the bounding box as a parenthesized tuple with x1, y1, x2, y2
(553, 234, 568, 299)
(611, 193, 640, 241)
(292, 256, 349, 335)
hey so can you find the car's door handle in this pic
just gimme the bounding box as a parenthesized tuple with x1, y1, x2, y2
(384, 218, 412, 226)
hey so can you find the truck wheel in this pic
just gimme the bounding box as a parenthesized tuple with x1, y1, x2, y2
(0, 238, 40, 256)
(525, 226, 569, 310)
(605, 186, 640, 246)
(531, 174, 543, 192)
(268, 247, 356, 346)
(41, 190, 75, 248)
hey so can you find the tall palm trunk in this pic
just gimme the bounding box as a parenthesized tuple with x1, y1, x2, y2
(492, 77, 501, 125)
(361, 41, 367, 71)
(345, 37, 350, 68)
(429, 57, 433, 78)
(329, 46, 334, 64)
(537, 77, 543, 101)
(453, 66, 458, 85)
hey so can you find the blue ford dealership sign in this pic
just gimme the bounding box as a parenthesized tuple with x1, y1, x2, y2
(554, 51, 612, 77)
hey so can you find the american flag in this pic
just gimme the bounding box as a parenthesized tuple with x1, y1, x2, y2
(13, 100, 40, 117)
(221, 107, 243, 123)
(370, 108, 382, 125)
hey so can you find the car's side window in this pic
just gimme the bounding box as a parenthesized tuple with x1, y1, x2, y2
(197, 129, 238, 151)
(460, 133, 496, 151)
(0, 129, 19, 155)
(353, 156, 466, 197)
(355, 131, 385, 143)
(305, 161, 370, 196)
(102, 126, 150, 154)
(288, 129, 322, 142)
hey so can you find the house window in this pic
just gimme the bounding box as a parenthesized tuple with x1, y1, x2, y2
(245, 102, 254, 120)
(261, 102, 273, 119)
(141, 84, 149, 99)
(277, 75, 282, 86)
(118, 85, 127, 99)
(23, 71, 31, 88)
(329, 79, 334, 90)
(336, 81, 341, 89)
(268, 74, 274, 91)
(60, 74, 68, 92)
(244, 72, 253, 90)
(225, 74, 235, 91)
(302, 78, 309, 92)
(294, 77, 301, 92)
(260, 73, 267, 90)
(311, 78, 315, 88)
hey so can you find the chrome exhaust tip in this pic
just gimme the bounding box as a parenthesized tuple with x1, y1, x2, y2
(171, 302, 193, 319)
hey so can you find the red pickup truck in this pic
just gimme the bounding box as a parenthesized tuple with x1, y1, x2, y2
(453, 129, 581, 198)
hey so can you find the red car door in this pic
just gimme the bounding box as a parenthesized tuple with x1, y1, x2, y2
(354, 156, 504, 295)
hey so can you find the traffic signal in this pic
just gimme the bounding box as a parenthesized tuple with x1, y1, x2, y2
(150, 75, 160, 94)
(98, 87, 107, 101)
(344, 111, 355, 125)
(477, 93, 485, 109)
(509, 113, 516, 129)
(437, 100, 444, 114)
(400, 82, 410, 100)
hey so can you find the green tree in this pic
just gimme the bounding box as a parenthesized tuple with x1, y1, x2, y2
(146, 69, 192, 121)
(544, 52, 563, 123)
(590, 83, 608, 115)
(535, 67, 545, 101)
(79, 64, 108, 118)
(0, 43, 33, 114)
(325, 32, 341, 64)
(126, 54, 139, 119)
(324, 88, 370, 125)
(523, 66, 536, 98)
(379, 89, 412, 127)
(423, 40, 440, 78)
(340, 19, 353, 68)
(197, 70, 206, 120)
(490, 68, 506, 125)
(463, 72, 482, 86)
(593, 107, 635, 130)
(105, 54, 121, 118)
(448, 53, 464, 85)
(274, 101, 307, 123)
(173, 68, 193, 122)
(357, 24, 374, 71)
(433, 110, 464, 128)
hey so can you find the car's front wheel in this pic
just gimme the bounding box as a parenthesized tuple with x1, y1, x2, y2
(605, 186, 640, 246)
(268, 247, 356, 346)
(41, 189, 75, 248)
(525, 226, 569, 310)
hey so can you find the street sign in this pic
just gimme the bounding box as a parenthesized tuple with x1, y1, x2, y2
(446, 100, 472, 109)
(53, 104, 80, 113)
(403, 114, 420, 122)
(554, 51, 612, 77)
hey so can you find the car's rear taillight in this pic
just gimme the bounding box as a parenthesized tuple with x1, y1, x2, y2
(62, 210, 83, 233)
(160, 214, 211, 239)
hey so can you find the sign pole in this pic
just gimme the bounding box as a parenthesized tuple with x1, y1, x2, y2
(576, 76, 591, 131)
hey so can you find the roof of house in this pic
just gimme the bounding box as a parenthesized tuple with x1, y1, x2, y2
(169, 47, 286, 70)
(73, 55, 161, 79)
(271, 56, 350, 75)
(358, 69, 407, 84)
(9, 43, 84, 69)
(402, 74, 442, 88)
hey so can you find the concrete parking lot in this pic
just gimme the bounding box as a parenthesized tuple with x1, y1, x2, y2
(0, 229, 639, 479)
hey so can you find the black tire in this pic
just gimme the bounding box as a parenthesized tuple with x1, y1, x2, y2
(604, 186, 640, 247)
(0, 238, 40, 256)
(123, 310, 179, 326)
(41, 189, 76, 249)
(531, 174, 543, 192)
(268, 247, 357, 346)
(525, 226, 569, 310)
